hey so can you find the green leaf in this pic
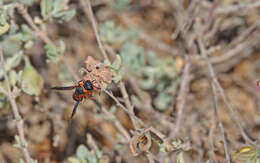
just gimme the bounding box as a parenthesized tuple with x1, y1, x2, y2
(19, 0, 37, 6)
(99, 21, 137, 44)
(0, 93, 8, 109)
(110, 0, 131, 12)
(0, 22, 9, 35)
(103, 59, 111, 66)
(21, 57, 43, 96)
(176, 152, 185, 163)
(76, 144, 89, 160)
(19, 159, 25, 163)
(9, 24, 36, 44)
(95, 149, 103, 159)
(24, 40, 34, 49)
(40, 0, 75, 23)
(14, 135, 21, 148)
(109, 105, 117, 114)
(113, 68, 125, 83)
(54, 10, 76, 23)
(41, 0, 53, 20)
(53, 0, 64, 12)
(154, 92, 172, 111)
(111, 55, 121, 70)
(131, 95, 141, 108)
(45, 40, 65, 63)
(1, 37, 21, 56)
(4, 51, 24, 74)
(68, 157, 81, 163)
(159, 143, 167, 153)
(9, 70, 18, 87)
(120, 43, 145, 74)
(87, 151, 98, 163)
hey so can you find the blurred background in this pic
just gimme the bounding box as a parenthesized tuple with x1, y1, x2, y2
(0, 0, 260, 162)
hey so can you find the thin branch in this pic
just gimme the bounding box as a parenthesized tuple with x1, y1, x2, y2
(169, 55, 191, 138)
(212, 82, 231, 163)
(0, 45, 33, 163)
(197, 33, 256, 146)
(16, 3, 80, 81)
(103, 89, 146, 128)
(119, 82, 139, 130)
(215, 1, 260, 15)
(81, 0, 146, 129)
(121, 15, 181, 57)
(16, 4, 53, 45)
(208, 120, 217, 163)
(79, 0, 109, 61)
(146, 151, 156, 163)
(86, 133, 99, 150)
(92, 99, 131, 141)
(203, 0, 221, 33)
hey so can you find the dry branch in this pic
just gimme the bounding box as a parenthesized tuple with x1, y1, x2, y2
(0, 45, 33, 163)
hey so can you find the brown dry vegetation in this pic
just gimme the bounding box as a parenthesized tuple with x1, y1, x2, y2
(1, 0, 260, 163)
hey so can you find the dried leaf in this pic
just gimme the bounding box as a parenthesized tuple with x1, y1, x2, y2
(129, 129, 152, 156)
(84, 56, 113, 90)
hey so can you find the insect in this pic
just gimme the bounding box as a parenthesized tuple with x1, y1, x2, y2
(50, 80, 96, 119)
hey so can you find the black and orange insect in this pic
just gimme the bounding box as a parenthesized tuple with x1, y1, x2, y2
(50, 80, 96, 119)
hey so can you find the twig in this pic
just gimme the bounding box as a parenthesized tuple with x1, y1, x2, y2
(103, 89, 146, 128)
(79, 0, 109, 61)
(208, 120, 217, 163)
(121, 15, 181, 57)
(197, 30, 256, 146)
(119, 82, 139, 129)
(203, 0, 221, 33)
(0, 45, 33, 163)
(81, 1, 156, 161)
(86, 133, 99, 150)
(146, 151, 156, 163)
(212, 82, 231, 163)
(81, 0, 146, 129)
(16, 4, 53, 45)
(16, 3, 80, 81)
(169, 55, 191, 138)
(92, 99, 131, 141)
(215, 1, 260, 15)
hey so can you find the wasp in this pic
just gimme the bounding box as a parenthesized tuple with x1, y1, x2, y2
(50, 80, 97, 119)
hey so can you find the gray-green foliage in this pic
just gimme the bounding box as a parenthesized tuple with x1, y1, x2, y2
(19, 0, 38, 6)
(99, 21, 137, 45)
(99, 20, 179, 110)
(41, 0, 75, 23)
(0, 19, 44, 107)
(120, 43, 179, 110)
(68, 144, 103, 163)
(110, 0, 131, 12)
(0, 2, 15, 25)
(0, 0, 75, 108)
(104, 54, 124, 83)
(45, 40, 65, 63)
